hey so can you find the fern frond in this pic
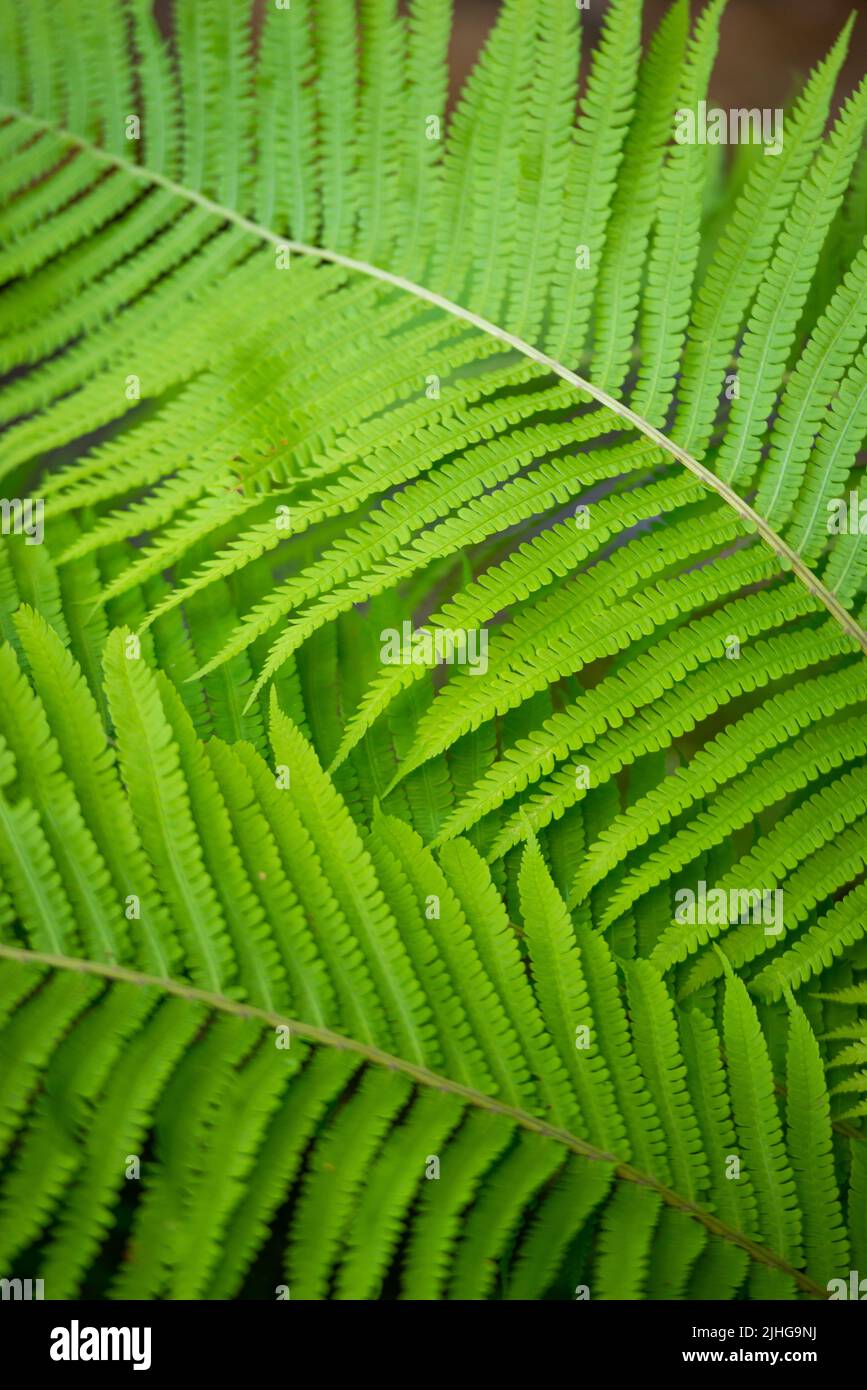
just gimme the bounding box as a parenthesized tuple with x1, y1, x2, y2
(3, 0, 867, 1304)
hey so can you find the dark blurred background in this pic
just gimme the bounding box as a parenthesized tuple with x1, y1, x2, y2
(440, 0, 867, 108)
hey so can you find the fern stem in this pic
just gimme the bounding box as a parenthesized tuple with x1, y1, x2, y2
(0, 939, 829, 1296)
(2, 102, 865, 662)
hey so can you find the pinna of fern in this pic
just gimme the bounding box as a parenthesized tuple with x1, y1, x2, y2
(0, 611, 861, 1298)
(0, 0, 866, 1300)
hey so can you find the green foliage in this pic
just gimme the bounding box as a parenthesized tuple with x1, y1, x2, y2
(1, 0, 866, 1300)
